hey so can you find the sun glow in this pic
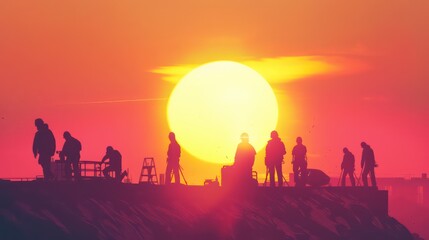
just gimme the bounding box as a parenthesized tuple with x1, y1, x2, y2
(167, 61, 278, 164)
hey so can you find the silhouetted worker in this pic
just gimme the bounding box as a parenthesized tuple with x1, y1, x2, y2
(341, 147, 355, 186)
(292, 137, 307, 187)
(234, 132, 256, 183)
(265, 130, 286, 187)
(361, 142, 377, 187)
(60, 131, 82, 180)
(165, 132, 181, 184)
(33, 118, 56, 180)
(101, 146, 122, 182)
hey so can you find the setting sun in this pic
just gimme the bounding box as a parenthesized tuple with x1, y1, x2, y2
(167, 61, 278, 164)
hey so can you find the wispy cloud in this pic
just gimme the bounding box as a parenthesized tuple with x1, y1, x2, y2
(151, 55, 367, 84)
(62, 98, 167, 105)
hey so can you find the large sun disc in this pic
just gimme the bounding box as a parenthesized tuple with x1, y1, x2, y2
(167, 61, 278, 164)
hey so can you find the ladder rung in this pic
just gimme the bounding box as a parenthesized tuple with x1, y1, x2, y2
(139, 157, 159, 184)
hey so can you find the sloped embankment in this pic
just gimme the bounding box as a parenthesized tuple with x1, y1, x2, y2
(0, 181, 412, 240)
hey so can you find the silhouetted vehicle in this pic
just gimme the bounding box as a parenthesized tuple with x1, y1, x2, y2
(361, 142, 377, 187)
(292, 137, 307, 187)
(33, 118, 56, 180)
(60, 131, 82, 180)
(341, 147, 356, 186)
(204, 176, 219, 187)
(165, 132, 181, 184)
(306, 169, 330, 187)
(265, 130, 286, 187)
(101, 146, 123, 182)
(234, 132, 256, 184)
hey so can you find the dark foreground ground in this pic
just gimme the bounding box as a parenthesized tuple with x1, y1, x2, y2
(0, 181, 413, 240)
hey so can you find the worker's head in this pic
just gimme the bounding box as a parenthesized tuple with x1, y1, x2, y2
(169, 132, 176, 142)
(63, 131, 71, 140)
(106, 146, 114, 153)
(270, 130, 279, 139)
(240, 132, 249, 142)
(361, 142, 367, 148)
(343, 147, 349, 153)
(34, 118, 44, 128)
(296, 137, 303, 144)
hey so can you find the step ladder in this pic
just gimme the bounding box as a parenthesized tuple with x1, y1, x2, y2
(139, 157, 158, 184)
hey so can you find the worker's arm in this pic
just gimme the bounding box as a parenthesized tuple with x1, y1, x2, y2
(264, 143, 269, 165)
(175, 144, 181, 159)
(234, 145, 239, 163)
(282, 143, 286, 156)
(304, 146, 308, 161)
(32, 134, 38, 158)
(371, 149, 375, 165)
(101, 154, 108, 163)
(281, 143, 286, 163)
(291, 146, 295, 163)
(50, 131, 56, 157)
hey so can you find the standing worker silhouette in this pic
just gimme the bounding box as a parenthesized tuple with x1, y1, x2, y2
(101, 146, 123, 182)
(60, 131, 82, 180)
(265, 131, 286, 187)
(234, 132, 256, 184)
(165, 132, 181, 184)
(33, 118, 56, 180)
(292, 137, 307, 187)
(341, 147, 355, 186)
(361, 142, 377, 187)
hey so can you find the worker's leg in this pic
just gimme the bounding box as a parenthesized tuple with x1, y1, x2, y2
(275, 163, 283, 187)
(65, 160, 72, 180)
(293, 164, 300, 186)
(341, 170, 347, 186)
(72, 160, 81, 180)
(173, 163, 180, 184)
(349, 171, 356, 186)
(301, 162, 308, 186)
(40, 155, 53, 180)
(103, 165, 113, 179)
(115, 168, 122, 182)
(370, 167, 377, 187)
(165, 163, 172, 184)
(268, 165, 275, 187)
(362, 167, 369, 187)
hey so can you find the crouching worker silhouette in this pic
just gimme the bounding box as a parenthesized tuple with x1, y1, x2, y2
(165, 132, 181, 184)
(234, 133, 256, 185)
(101, 146, 127, 182)
(341, 147, 355, 186)
(265, 131, 286, 187)
(60, 131, 82, 180)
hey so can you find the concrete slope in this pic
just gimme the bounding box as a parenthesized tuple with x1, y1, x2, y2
(0, 181, 413, 240)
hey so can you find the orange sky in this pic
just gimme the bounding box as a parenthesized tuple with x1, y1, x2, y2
(0, 1, 428, 184)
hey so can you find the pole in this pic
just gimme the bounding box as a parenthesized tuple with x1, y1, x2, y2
(357, 163, 364, 186)
(282, 174, 289, 186)
(179, 165, 188, 185)
(353, 172, 360, 186)
(337, 169, 344, 186)
(264, 167, 269, 186)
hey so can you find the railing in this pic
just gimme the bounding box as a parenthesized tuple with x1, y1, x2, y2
(79, 160, 109, 178)
(0, 177, 37, 182)
(52, 160, 113, 180)
(1, 161, 114, 182)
